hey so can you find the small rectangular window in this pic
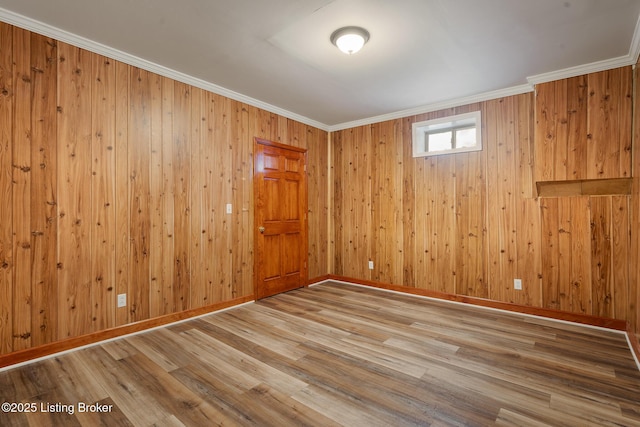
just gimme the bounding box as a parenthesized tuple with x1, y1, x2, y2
(412, 111, 482, 158)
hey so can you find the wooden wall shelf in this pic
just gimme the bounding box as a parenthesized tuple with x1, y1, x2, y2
(536, 178, 632, 197)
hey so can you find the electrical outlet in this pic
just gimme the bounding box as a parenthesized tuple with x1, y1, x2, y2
(514, 279, 522, 290)
(117, 293, 127, 308)
(368, 260, 374, 270)
(226, 203, 232, 214)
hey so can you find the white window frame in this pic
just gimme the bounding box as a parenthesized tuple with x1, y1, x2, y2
(412, 111, 482, 158)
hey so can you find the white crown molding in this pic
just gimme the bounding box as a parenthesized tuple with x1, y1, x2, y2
(629, 12, 640, 65)
(0, 7, 329, 132)
(327, 84, 534, 132)
(527, 54, 636, 86)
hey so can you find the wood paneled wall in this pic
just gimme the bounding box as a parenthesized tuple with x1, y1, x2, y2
(534, 67, 632, 181)
(1, 20, 637, 360)
(332, 65, 639, 332)
(0, 23, 329, 355)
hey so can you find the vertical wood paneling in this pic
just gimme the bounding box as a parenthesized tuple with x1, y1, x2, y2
(587, 68, 632, 179)
(90, 54, 116, 331)
(420, 156, 436, 289)
(486, 98, 506, 302)
(401, 118, 415, 288)
(438, 155, 458, 295)
(0, 21, 329, 356)
(172, 81, 191, 311)
(556, 199, 573, 312)
(201, 92, 217, 303)
(590, 197, 612, 318)
(30, 33, 58, 345)
(588, 71, 613, 178)
(12, 27, 32, 351)
(515, 93, 541, 306)
(566, 75, 588, 180)
(371, 120, 403, 284)
(189, 88, 205, 308)
(536, 67, 632, 182)
(498, 97, 517, 302)
(516, 204, 542, 307)
(148, 71, 164, 318)
(540, 198, 560, 309)
(307, 126, 330, 279)
(128, 67, 151, 321)
(332, 83, 636, 332)
(114, 61, 130, 327)
(455, 105, 485, 299)
(335, 126, 372, 280)
(553, 79, 569, 181)
(590, 197, 614, 318)
(3, 19, 639, 357)
(611, 196, 629, 322)
(57, 42, 92, 338)
(570, 197, 592, 314)
(618, 67, 632, 177)
(632, 60, 640, 334)
(534, 80, 556, 181)
(212, 94, 232, 302)
(0, 23, 13, 354)
(160, 76, 175, 315)
(517, 93, 536, 198)
(231, 101, 251, 297)
(332, 130, 344, 276)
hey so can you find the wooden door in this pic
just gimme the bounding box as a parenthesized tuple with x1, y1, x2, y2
(254, 138, 308, 299)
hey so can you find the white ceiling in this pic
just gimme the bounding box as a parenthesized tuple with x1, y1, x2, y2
(1, 0, 639, 130)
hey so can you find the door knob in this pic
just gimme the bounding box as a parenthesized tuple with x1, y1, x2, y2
(258, 226, 265, 233)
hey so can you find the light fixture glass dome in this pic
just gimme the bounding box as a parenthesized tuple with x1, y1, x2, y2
(330, 26, 370, 55)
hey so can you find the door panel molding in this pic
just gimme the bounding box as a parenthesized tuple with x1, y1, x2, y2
(254, 138, 308, 299)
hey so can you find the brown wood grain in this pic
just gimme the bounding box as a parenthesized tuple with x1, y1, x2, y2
(254, 138, 308, 299)
(2, 283, 637, 426)
(57, 41, 93, 339)
(534, 77, 556, 181)
(149, 71, 164, 318)
(566, 75, 588, 180)
(537, 177, 633, 197)
(160, 75, 175, 315)
(211, 93, 232, 303)
(0, 21, 329, 359)
(0, 19, 637, 364)
(0, 294, 253, 368)
(129, 67, 152, 322)
(30, 33, 58, 347)
(554, 78, 569, 180)
(91, 54, 116, 332)
(570, 196, 592, 314)
(0, 22, 13, 355)
(332, 86, 635, 334)
(535, 66, 632, 181)
(12, 26, 32, 351)
(371, 120, 403, 285)
(189, 87, 205, 309)
(590, 197, 613, 318)
(632, 58, 640, 336)
(114, 61, 130, 328)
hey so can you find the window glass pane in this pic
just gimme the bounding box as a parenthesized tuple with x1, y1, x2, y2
(456, 128, 476, 148)
(428, 131, 452, 152)
(412, 111, 481, 158)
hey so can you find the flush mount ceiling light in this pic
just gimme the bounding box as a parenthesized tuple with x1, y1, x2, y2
(330, 26, 370, 55)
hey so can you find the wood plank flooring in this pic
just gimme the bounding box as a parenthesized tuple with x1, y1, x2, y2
(1, 281, 639, 426)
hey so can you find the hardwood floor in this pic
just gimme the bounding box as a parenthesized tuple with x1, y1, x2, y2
(1, 281, 639, 426)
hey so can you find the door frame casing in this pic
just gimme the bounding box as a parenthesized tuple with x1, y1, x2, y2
(253, 137, 308, 299)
